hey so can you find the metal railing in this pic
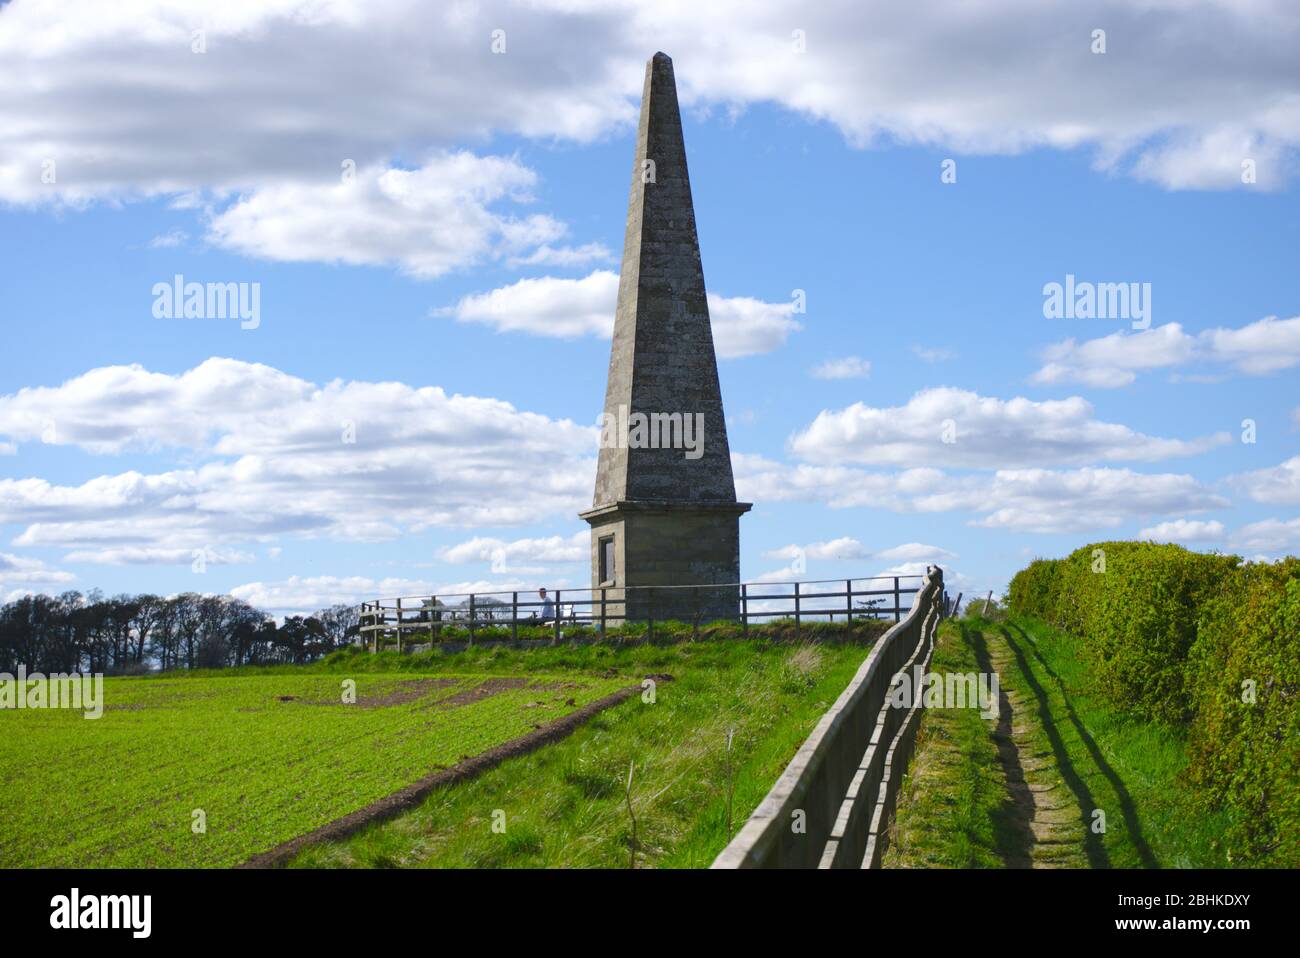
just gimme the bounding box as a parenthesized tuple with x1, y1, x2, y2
(357, 575, 925, 651)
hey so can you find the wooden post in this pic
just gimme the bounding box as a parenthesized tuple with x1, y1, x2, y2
(984, 590, 993, 616)
(511, 592, 518, 642)
(396, 597, 403, 654)
(468, 593, 475, 646)
(894, 577, 901, 622)
(552, 589, 562, 645)
(741, 584, 748, 638)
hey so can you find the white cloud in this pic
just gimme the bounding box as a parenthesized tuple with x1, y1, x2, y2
(207, 154, 567, 278)
(1138, 518, 1226, 543)
(811, 356, 871, 380)
(765, 539, 956, 564)
(148, 229, 188, 249)
(964, 469, 1228, 534)
(706, 295, 802, 358)
(5, 0, 1299, 208)
(913, 345, 956, 363)
(439, 531, 587, 571)
(0, 359, 597, 554)
(873, 542, 958, 563)
(1033, 316, 1300, 387)
(1231, 455, 1300, 505)
(790, 387, 1228, 468)
(0, 552, 77, 596)
(437, 270, 800, 357)
(765, 537, 872, 562)
(506, 243, 613, 268)
(439, 271, 617, 338)
(734, 454, 1226, 533)
(62, 546, 256, 566)
(1228, 517, 1300, 555)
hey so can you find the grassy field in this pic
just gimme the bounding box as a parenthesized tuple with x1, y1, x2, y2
(287, 632, 880, 868)
(886, 615, 1229, 868)
(0, 670, 627, 867)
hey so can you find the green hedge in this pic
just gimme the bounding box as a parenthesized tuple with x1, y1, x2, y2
(1008, 542, 1298, 867)
(1010, 542, 1237, 724)
(1186, 558, 1300, 867)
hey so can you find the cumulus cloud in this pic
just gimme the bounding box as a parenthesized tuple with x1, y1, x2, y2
(789, 387, 1229, 468)
(873, 542, 959, 563)
(438, 531, 587, 572)
(1230, 455, 1300, 505)
(0, 359, 597, 554)
(4, 0, 1298, 210)
(207, 154, 567, 278)
(1137, 518, 1226, 543)
(811, 357, 871, 380)
(1033, 316, 1300, 387)
(0, 552, 77, 598)
(62, 546, 256, 566)
(1228, 517, 1300, 555)
(437, 270, 800, 357)
(765, 539, 956, 564)
(765, 537, 872, 562)
(734, 454, 1226, 533)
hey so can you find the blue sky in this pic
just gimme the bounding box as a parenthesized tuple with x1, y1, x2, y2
(1, 1, 1298, 614)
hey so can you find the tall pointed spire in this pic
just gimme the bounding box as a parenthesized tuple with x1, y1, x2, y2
(580, 53, 750, 621)
(592, 51, 739, 505)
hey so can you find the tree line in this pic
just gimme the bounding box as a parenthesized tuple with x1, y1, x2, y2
(0, 591, 360, 675)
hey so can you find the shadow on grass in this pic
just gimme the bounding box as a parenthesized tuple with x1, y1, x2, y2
(964, 623, 1034, 868)
(1003, 623, 1159, 869)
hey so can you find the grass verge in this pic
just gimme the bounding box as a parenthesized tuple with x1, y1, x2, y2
(886, 615, 1229, 868)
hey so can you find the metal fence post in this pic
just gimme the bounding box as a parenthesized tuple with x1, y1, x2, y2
(741, 584, 748, 638)
(468, 593, 476, 646)
(396, 597, 403, 654)
(511, 592, 518, 642)
(600, 587, 607, 640)
(794, 581, 801, 633)
(894, 577, 901, 622)
(552, 589, 562, 645)
(846, 579, 853, 625)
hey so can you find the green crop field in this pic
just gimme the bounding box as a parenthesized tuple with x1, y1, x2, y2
(0, 671, 627, 868)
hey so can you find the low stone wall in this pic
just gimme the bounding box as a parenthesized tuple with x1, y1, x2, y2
(711, 567, 944, 869)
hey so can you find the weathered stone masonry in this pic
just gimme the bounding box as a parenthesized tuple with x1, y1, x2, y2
(579, 52, 751, 622)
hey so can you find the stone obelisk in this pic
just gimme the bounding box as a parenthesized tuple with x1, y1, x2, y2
(579, 52, 751, 622)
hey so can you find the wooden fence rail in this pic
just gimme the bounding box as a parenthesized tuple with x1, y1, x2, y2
(356, 575, 924, 652)
(711, 565, 945, 869)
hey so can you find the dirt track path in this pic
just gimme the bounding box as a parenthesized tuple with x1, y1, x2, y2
(983, 632, 1088, 869)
